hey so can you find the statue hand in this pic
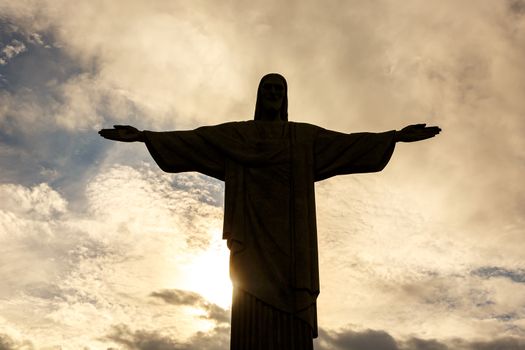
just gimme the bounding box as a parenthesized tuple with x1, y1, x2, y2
(395, 124, 441, 143)
(98, 125, 145, 142)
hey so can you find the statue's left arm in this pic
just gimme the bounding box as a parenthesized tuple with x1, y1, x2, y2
(313, 123, 440, 181)
(394, 124, 441, 143)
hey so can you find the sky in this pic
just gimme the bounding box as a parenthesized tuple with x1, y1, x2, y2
(0, 0, 524, 349)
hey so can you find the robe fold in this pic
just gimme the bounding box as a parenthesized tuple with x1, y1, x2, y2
(143, 121, 396, 338)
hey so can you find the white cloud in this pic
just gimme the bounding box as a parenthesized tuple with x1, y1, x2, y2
(315, 175, 525, 340)
(0, 39, 26, 65)
(0, 165, 227, 349)
(0, 183, 67, 218)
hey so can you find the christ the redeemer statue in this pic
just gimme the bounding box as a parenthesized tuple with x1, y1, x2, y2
(99, 73, 441, 350)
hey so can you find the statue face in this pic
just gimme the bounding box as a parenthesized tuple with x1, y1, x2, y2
(260, 75, 285, 119)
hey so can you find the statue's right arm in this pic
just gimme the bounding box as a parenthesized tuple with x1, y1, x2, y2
(98, 125, 145, 142)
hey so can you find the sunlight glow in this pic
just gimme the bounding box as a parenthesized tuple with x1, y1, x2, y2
(182, 228, 232, 309)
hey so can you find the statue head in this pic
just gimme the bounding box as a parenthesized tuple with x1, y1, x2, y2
(254, 73, 288, 121)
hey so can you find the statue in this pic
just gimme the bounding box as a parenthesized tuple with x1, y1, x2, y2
(99, 73, 441, 349)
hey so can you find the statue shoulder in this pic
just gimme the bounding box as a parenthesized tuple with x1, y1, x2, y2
(290, 121, 324, 139)
(290, 121, 321, 129)
(197, 120, 247, 131)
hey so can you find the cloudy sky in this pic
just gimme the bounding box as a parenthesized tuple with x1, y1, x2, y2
(1, 0, 525, 349)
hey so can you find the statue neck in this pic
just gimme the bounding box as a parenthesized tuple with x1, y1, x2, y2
(257, 108, 281, 121)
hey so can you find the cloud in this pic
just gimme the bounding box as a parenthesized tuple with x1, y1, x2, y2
(85, 164, 223, 251)
(105, 323, 229, 350)
(462, 337, 525, 350)
(0, 182, 101, 300)
(508, 0, 525, 15)
(184, 325, 230, 350)
(316, 327, 525, 350)
(0, 17, 142, 136)
(151, 289, 203, 306)
(0, 183, 66, 218)
(318, 327, 398, 350)
(400, 337, 448, 350)
(151, 289, 230, 324)
(401, 336, 525, 350)
(1, 0, 525, 348)
(0, 333, 35, 350)
(106, 325, 185, 350)
(0, 1, 250, 132)
(0, 164, 226, 348)
(0, 39, 26, 65)
(472, 266, 525, 284)
(103, 288, 230, 349)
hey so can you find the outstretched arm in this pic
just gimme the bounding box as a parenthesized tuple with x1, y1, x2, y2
(394, 124, 441, 143)
(98, 125, 145, 142)
(99, 124, 227, 180)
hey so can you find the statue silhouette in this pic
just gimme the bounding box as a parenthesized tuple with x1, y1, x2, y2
(99, 73, 441, 349)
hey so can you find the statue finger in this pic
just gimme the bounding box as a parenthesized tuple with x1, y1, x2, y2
(99, 130, 120, 139)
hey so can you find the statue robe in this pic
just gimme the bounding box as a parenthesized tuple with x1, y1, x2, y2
(143, 121, 396, 337)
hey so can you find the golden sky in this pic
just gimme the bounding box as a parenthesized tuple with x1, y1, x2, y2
(1, 0, 525, 349)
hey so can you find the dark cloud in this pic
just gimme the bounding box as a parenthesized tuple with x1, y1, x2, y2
(316, 327, 525, 350)
(0, 334, 16, 350)
(106, 325, 186, 350)
(317, 327, 399, 350)
(508, 0, 525, 15)
(0, 333, 34, 350)
(5, 325, 525, 350)
(472, 266, 525, 284)
(438, 337, 525, 350)
(494, 313, 519, 322)
(151, 289, 203, 306)
(400, 337, 449, 350)
(184, 325, 230, 350)
(150, 289, 230, 324)
(105, 324, 229, 350)
(465, 337, 525, 350)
